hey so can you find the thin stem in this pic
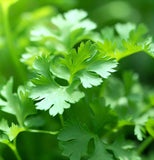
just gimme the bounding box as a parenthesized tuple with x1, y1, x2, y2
(69, 74, 73, 85)
(1, 4, 25, 83)
(59, 114, 64, 127)
(13, 138, 22, 160)
(6, 142, 22, 160)
(138, 136, 153, 155)
(26, 129, 59, 135)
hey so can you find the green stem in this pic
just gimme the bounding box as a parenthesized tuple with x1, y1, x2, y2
(138, 136, 153, 155)
(69, 74, 73, 85)
(8, 141, 21, 160)
(26, 129, 59, 135)
(59, 114, 64, 127)
(1, 4, 25, 83)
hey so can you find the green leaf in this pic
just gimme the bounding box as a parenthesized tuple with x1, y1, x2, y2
(63, 41, 117, 87)
(134, 124, 146, 141)
(21, 47, 50, 69)
(58, 120, 114, 160)
(90, 98, 118, 135)
(115, 23, 136, 39)
(0, 119, 9, 133)
(31, 84, 84, 116)
(89, 137, 113, 160)
(101, 73, 152, 141)
(0, 119, 24, 142)
(58, 121, 94, 160)
(101, 27, 115, 40)
(107, 136, 141, 160)
(30, 9, 96, 52)
(30, 56, 84, 116)
(0, 78, 36, 126)
(98, 23, 154, 61)
(8, 123, 24, 141)
(63, 41, 97, 76)
(146, 119, 154, 137)
(50, 55, 70, 81)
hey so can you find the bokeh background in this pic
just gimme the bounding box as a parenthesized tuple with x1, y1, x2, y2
(0, 0, 154, 159)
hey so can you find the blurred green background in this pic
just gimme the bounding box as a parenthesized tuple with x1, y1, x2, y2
(0, 0, 154, 159)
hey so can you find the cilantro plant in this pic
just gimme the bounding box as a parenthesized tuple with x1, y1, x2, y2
(0, 1, 154, 160)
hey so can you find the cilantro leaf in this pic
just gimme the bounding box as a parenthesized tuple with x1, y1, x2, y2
(31, 9, 96, 52)
(58, 121, 94, 160)
(30, 56, 84, 116)
(58, 120, 113, 160)
(0, 119, 24, 142)
(21, 46, 50, 69)
(146, 119, 154, 137)
(0, 78, 36, 127)
(62, 41, 118, 87)
(101, 72, 153, 141)
(89, 137, 113, 160)
(31, 84, 84, 116)
(107, 136, 141, 160)
(98, 23, 154, 61)
(90, 98, 118, 135)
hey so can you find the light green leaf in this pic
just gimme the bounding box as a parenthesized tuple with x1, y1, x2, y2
(30, 56, 84, 116)
(31, 84, 84, 116)
(115, 23, 136, 39)
(8, 123, 24, 141)
(146, 119, 154, 137)
(0, 119, 24, 142)
(0, 119, 9, 133)
(30, 9, 96, 52)
(98, 23, 154, 60)
(63, 41, 118, 87)
(0, 78, 36, 126)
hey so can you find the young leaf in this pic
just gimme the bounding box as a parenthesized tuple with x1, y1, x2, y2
(0, 119, 24, 142)
(62, 41, 118, 87)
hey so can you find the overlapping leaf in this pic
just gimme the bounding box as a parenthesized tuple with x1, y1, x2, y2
(30, 9, 96, 52)
(30, 56, 84, 116)
(102, 72, 154, 141)
(58, 120, 113, 160)
(62, 41, 118, 88)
